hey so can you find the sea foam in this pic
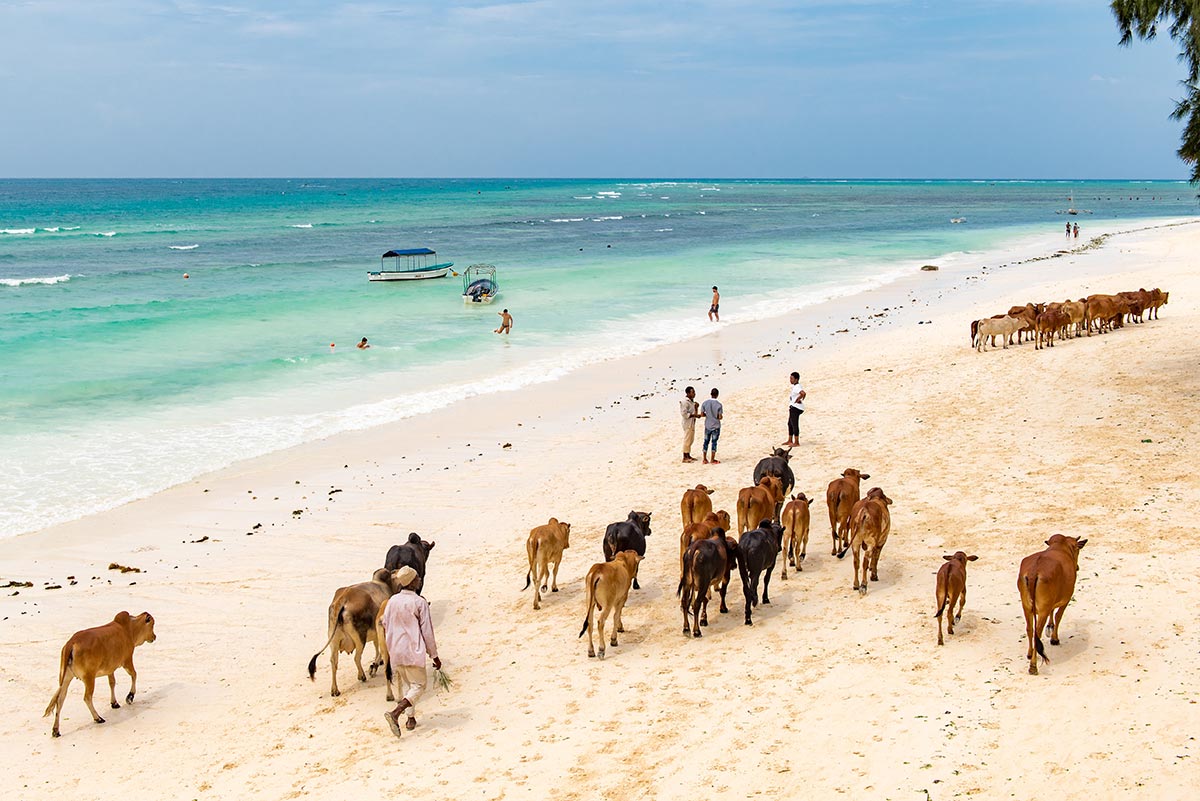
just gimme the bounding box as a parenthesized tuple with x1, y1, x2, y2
(0, 274, 74, 287)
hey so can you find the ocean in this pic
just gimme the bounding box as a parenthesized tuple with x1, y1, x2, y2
(1, 178, 1194, 538)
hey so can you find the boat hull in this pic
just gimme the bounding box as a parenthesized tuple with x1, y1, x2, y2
(368, 266, 450, 282)
(462, 292, 498, 305)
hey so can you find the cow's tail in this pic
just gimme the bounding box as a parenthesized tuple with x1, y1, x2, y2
(934, 593, 948, 620)
(524, 536, 538, 591)
(44, 643, 74, 717)
(1025, 574, 1048, 665)
(307, 606, 344, 680)
(678, 548, 695, 609)
(578, 573, 599, 638)
(970, 319, 979, 347)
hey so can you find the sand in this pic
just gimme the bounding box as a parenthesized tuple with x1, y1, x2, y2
(2, 218, 1199, 800)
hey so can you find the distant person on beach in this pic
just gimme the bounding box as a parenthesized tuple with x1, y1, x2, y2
(357, 337, 370, 349)
(700, 388, 723, 464)
(494, 309, 513, 335)
(709, 286, 720, 322)
(784, 371, 806, 447)
(1066, 221, 1071, 237)
(1073, 223, 1079, 239)
(680, 386, 700, 463)
(381, 566, 441, 737)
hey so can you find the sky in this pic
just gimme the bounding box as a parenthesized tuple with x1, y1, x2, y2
(0, 0, 1191, 178)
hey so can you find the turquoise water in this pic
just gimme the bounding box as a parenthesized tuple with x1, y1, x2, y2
(1, 178, 1194, 536)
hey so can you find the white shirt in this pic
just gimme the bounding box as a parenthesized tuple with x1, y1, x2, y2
(381, 589, 439, 667)
(789, 383, 805, 411)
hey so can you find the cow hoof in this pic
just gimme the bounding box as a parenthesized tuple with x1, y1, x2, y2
(551, 587, 558, 593)
(359, 676, 367, 683)
(938, 637, 944, 646)
(96, 717, 106, 725)
(700, 619, 708, 627)
(598, 651, 606, 660)
(51, 729, 60, 738)
(744, 620, 753, 626)
(111, 701, 120, 709)
(126, 692, 135, 704)
(1050, 638, 1060, 646)
(1029, 665, 1039, 676)
(788, 558, 795, 566)
(331, 689, 341, 698)
(763, 598, 771, 605)
(587, 651, 596, 658)
(870, 575, 878, 582)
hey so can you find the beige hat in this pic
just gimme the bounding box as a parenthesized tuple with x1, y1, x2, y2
(393, 566, 419, 589)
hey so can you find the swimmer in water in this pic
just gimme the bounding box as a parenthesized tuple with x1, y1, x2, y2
(357, 337, 370, 349)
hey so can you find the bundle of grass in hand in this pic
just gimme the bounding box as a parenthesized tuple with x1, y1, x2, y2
(434, 666, 453, 693)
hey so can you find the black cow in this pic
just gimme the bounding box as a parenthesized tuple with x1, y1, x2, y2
(603, 511, 652, 590)
(677, 531, 746, 637)
(384, 533, 436, 593)
(738, 520, 783, 626)
(753, 449, 795, 517)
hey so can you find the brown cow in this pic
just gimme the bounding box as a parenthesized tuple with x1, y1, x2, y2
(1148, 288, 1168, 319)
(679, 509, 732, 574)
(578, 550, 642, 659)
(737, 475, 783, 535)
(44, 611, 157, 737)
(680, 484, 715, 530)
(780, 493, 814, 579)
(826, 468, 870, 556)
(846, 487, 893, 594)
(307, 568, 403, 697)
(524, 517, 571, 610)
(1034, 308, 1068, 350)
(935, 551, 978, 645)
(1060, 299, 1086, 338)
(1018, 534, 1088, 675)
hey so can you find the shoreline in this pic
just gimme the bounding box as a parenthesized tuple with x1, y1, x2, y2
(5, 215, 1197, 542)
(2, 215, 1199, 799)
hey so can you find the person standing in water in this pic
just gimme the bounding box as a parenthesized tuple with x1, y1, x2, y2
(708, 286, 720, 322)
(494, 309, 513, 335)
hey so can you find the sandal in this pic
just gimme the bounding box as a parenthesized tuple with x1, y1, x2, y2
(384, 712, 402, 738)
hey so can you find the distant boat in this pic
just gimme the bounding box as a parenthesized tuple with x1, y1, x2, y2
(950, 217, 966, 224)
(368, 248, 454, 282)
(462, 264, 499, 304)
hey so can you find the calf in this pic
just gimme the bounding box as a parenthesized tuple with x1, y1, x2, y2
(1018, 535, 1088, 675)
(308, 568, 403, 697)
(603, 511, 652, 590)
(780, 493, 814, 579)
(524, 517, 571, 610)
(846, 487, 893, 595)
(44, 611, 157, 738)
(384, 533, 436, 593)
(579, 550, 642, 659)
(739, 520, 783, 626)
(737, 475, 783, 534)
(678, 531, 743, 637)
(935, 552, 978, 645)
(1148, 288, 1168, 319)
(826, 468, 869, 556)
(680, 485, 715, 530)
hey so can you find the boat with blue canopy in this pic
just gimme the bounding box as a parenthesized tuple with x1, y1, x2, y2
(368, 248, 454, 282)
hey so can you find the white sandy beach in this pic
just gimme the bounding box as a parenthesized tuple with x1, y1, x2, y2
(2, 218, 1199, 800)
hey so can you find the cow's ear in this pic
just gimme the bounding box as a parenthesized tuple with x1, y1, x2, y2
(943, 554, 954, 561)
(706, 488, 714, 495)
(967, 555, 979, 561)
(1044, 539, 1051, 546)
(861, 473, 870, 480)
(1076, 538, 1087, 549)
(427, 541, 436, 550)
(807, 498, 814, 506)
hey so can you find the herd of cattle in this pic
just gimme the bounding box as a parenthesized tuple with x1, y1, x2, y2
(48, 285, 1156, 737)
(972, 286, 1168, 352)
